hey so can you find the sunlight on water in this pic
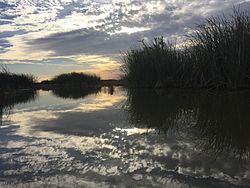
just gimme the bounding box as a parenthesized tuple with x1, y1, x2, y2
(114, 127, 155, 136)
(0, 87, 250, 188)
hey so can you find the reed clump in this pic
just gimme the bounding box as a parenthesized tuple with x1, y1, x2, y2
(0, 65, 36, 90)
(121, 38, 187, 88)
(51, 72, 101, 88)
(121, 10, 250, 89)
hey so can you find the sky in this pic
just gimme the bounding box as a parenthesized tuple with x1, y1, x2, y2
(0, 0, 249, 80)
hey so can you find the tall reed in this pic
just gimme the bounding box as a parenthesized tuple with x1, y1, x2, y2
(121, 9, 250, 89)
(121, 37, 186, 87)
(190, 9, 250, 88)
(0, 65, 36, 90)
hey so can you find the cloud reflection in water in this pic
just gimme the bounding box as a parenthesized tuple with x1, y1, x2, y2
(0, 87, 250, 188)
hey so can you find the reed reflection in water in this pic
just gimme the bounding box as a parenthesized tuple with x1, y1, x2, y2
(51, 87, 102, 99)
(126, 89, 250, 159)
(0, 90, 37, 125)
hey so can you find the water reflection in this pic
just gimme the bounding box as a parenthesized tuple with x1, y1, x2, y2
(0, 90, 37, 125)
(8, 87, 126, 137)
(126, 89, 250, 159)
(0, 87, 250, 187)
(51, 87, 101, 99)
(191, 91, 250, 159)
(126, 89, 194, 132)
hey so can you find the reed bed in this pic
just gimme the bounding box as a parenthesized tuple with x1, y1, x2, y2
(121, 10, 250, 89)
(0, 65, 36, 90)
(51, 72, 101, 88)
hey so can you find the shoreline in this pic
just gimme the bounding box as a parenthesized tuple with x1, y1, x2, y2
(34, 79, 126, 90)
(1, 81, 250, 94)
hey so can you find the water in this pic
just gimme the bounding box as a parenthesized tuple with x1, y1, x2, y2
(0, 87, 250, 188)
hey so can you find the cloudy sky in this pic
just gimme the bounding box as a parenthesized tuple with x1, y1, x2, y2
(0, 0, 249, 80)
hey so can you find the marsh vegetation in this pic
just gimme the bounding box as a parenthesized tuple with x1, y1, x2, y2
(51, 72, 101, 88)
(0, 65, 36, 90)
(121, 10, 250, 89)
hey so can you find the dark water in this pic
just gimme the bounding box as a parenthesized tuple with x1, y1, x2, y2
(0, 87, 250, 188)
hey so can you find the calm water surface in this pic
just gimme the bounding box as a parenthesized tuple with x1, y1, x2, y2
(0, 87, 250, 188)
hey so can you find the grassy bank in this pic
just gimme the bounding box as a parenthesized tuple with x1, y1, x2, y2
(121, 10, 250, 89)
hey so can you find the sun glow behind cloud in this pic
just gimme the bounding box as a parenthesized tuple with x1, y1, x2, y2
(0, 0, 248, 80)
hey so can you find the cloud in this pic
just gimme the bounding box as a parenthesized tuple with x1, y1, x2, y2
(26, 0, 249, 57)
(0, 39, 12, 53)
(0, 57, 76, 65)
(28, 29, 141, 56)
(0, 28, 27, 54)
